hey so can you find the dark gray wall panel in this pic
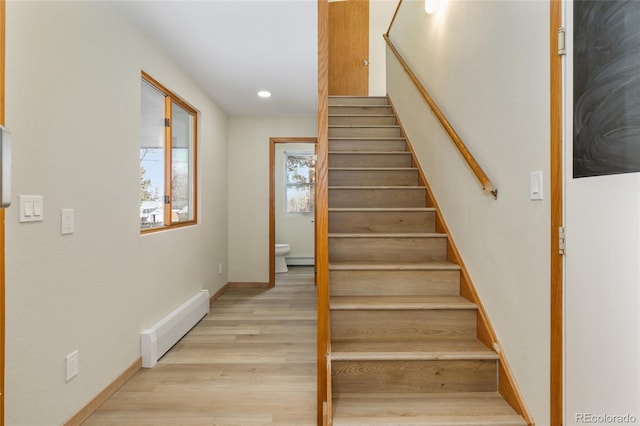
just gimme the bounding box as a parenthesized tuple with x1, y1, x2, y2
(574, 0, 640, 178)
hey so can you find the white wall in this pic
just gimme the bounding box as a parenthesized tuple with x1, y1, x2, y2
(564, 176, 640, 425)
(275, 143, 316, 263)
(369, 1, 398, 96)
(228, 117, 316, 283)
(564, 4, 640, 423)
(387, 1, 550, 423)
(5, 2, 229, 424)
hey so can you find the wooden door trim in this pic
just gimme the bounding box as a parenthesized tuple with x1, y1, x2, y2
(268, 137, 317, 289)
(550, 0, 564, 424)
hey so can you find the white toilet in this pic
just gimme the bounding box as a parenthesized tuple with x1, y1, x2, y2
(275, 243, 291, 273)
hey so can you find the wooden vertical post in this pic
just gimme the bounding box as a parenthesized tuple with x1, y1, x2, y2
(316, 0, 330, 424)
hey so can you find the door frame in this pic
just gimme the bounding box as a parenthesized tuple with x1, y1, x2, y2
(268, 137, 318, 288)
(550, 0, 564, 424)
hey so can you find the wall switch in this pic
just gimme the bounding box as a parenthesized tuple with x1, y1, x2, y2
(18, 195, 44, 222)
(61, 209, 75, 235)
(65, 350, 79, 382)
(530, 171, 543, 200)
(218, 262, 223, 275)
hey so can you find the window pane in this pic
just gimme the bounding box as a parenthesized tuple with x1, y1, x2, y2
(140, 74, 198, 232)
(171, 102, 195, 222)
(140, 80, 166, 229)
(285, 153, 315, 213)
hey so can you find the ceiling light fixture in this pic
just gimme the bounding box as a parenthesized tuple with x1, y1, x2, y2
(425, 0, 439, 14)
(257, 90, 272, 98)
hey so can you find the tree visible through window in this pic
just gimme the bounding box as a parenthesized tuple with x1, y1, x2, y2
(140, 73, 197, 231)
(285, 152, 315, 213)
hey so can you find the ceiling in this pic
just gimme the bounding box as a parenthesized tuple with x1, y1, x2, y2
(115, 1, 318, 116)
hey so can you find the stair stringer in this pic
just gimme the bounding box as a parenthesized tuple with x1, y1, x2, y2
(389, 97, 535, 425)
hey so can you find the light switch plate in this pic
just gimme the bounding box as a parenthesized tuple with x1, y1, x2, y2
(18, 195, 44, 222)
(530, 171, 543, 200)
(65, 350, 79, 382)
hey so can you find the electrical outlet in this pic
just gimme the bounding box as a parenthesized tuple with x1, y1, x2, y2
(61, 209, 75, 235)
(218, 262, 223, 275)
(65, 350, 79, 382)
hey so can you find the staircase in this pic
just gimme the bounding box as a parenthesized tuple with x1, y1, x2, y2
(326, 96, 527, 425)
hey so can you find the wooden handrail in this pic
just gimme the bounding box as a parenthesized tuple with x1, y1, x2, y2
(383, 33, 498, 199)
(386, 0, 403, 37)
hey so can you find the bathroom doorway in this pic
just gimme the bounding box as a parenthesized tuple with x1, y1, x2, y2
(269, 137, 317, 287)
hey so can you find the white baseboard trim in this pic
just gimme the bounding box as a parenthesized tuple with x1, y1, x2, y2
(141, 289, 209, 368)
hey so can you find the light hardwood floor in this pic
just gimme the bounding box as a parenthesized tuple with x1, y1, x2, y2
(84, 267, 317, 426)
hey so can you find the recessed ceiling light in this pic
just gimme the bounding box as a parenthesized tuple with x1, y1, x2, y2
(257, 90, 272, 98)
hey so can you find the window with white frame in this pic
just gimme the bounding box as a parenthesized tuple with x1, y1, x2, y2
(285, 152, 315, 214)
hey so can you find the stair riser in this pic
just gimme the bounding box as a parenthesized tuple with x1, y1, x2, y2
(329, 105, 393, 116)
(329, 127, 403, 138)
(330, 115, 398, 126)
(329, 237, 447, 263)
(329, 270, 460, 297)
(329, 153, 413, 168)
(329, 139, 406, 152)
(331, 309, 477, 340)
(329, 211, 436, 234)
(329, 97, 390, 106)
(332, 360, 498, 394)
(331, 393, 528, 425)
(329, 170, 419, 186)
(329, 188, 426, 208)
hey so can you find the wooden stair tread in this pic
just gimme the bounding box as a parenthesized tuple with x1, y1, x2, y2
(331, 295, 476, 310)
(331, 338, 498, 360)
(329, 137, 405, 140)
(329, 233, 446, 238)
(329, 261, 461, 271)
(329, 96, 389, 99)
(329, 167, 418, 171)
(328, 104, 391, 107)
(329, 114, 396, 117)
(329, 207, 436, 212)
(329, 185, 425, 189)
(329, 151, 410, 154)
(332, 392, 526, 426)
(331, 352, 499, 362)
(330, 124, 400, 127)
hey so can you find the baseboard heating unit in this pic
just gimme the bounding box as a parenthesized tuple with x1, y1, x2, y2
(141, 289, 210, 368)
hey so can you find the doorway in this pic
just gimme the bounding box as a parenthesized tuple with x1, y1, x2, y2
(560, 1, 640, 422)
(269, 138, 318, 288)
